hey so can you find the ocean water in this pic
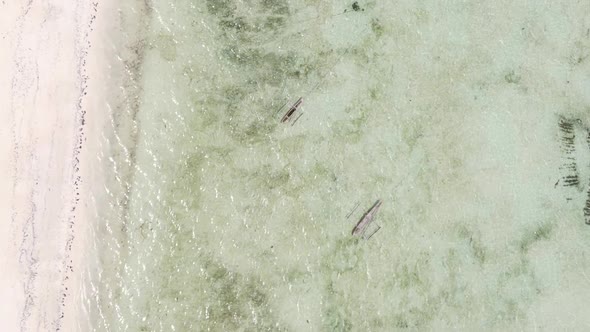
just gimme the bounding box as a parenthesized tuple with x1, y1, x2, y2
(84, 0, 590, 331)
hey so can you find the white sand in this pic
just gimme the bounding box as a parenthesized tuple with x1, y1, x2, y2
(0, 1, 113, 330)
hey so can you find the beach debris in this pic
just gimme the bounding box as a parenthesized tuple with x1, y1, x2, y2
(352, 199, 382, 237)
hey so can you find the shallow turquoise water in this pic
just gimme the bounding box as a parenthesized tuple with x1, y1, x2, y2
(86, 0, 590, 331)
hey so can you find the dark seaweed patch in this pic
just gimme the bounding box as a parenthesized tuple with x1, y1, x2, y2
(206, 0, 236, 17)
(222, 47, 314, 84)
(323, 305, 353, 331)
(260, 0, 289, 15)
(568, 41, 590, 66)
(208, 0, 290, 42)
(226, 119, 276, 144)
(504, 69, 521, 84)
(264, 16, 286, 31)
(370, 18, 384, 38)
(519, 223, 552, 253)
(456, 225, 487, 264)
(222, 45, 256, 65)
(148, 248, 277, 331)
(219, 16, 249, 31)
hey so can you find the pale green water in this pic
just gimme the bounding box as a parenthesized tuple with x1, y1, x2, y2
(86, 0, 590, 331)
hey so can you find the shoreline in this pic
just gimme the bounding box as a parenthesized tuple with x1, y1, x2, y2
(0, 1, 115, 330)
(79, 0, 152, 329)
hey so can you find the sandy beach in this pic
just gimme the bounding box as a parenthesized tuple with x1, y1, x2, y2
(0, 1, 111, 330)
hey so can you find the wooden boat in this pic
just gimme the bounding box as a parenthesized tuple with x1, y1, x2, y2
(281, 97, 303, 123)
(352, 199, 382, 236)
